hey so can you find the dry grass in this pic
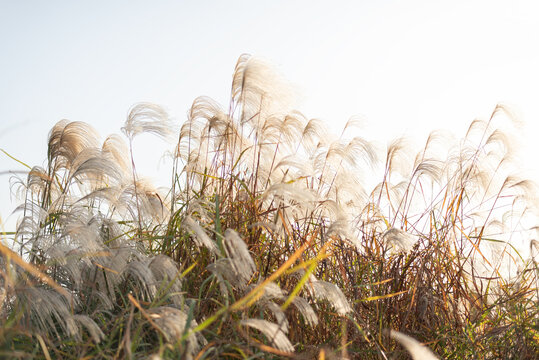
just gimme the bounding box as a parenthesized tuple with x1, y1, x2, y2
(1, 54, 538, 359)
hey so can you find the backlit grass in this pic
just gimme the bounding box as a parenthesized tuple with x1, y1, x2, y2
(1, 54, 538, 359)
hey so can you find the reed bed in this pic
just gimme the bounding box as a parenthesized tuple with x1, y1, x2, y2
(1, 54, 538, 359)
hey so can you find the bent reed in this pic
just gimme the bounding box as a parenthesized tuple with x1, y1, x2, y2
(1, 54, 538, 359)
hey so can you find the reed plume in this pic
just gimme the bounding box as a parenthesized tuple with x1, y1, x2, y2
(1, 54, 538, 359)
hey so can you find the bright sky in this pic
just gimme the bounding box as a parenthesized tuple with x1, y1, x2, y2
(2, 0, 539, 232)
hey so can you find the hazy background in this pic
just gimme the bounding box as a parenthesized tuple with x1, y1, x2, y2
(2, 0, 539, 231)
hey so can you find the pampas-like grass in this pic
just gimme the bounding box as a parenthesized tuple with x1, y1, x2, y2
(383, 227, 418, 254)
(240, 318, 294, 353)
(147, 306, 203, 360)
(122, 103, 174, 142)
(1, 54, 538, 358)
(305, 274, 352, 316)
(389, 330, 439, 360)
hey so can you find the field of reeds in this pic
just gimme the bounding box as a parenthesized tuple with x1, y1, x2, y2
(1, 54, 538, 359)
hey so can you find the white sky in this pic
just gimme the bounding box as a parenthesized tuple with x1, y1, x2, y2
(2, 0, 539, 231)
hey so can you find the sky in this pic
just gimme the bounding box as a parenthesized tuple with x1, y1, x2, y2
(1, 0, 539, 232)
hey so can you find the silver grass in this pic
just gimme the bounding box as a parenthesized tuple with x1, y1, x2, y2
(118, 179, 169, 224)
(83, 247, 133, 308)
(72, 314, 105, 343)
(411, 158, 444, 184)
(18, 287, 79, 340)
(182, 216, 218, 255)
(84, 258, 123, 309)
(240, 318, 294, 353)
(207, 260, 241, 294)
(464, 118, 489, 142)
(370, 180, 409, 214)
(420, 129, 457, 163)
(148, 306, 202, 360)
(326, 218, 354, 241)
(385, 137, 414, 178)
(102, 133, 131, 175)
(0, 287, 7, 318)
(318, 199, 347, 221)
(280, 111, 309, 142)
(132, 179, 169, 221)
(258, 112, 306, 153)
(249, 281, 286, 302)
(310, 145, 332, 179)
(327, 138, 377, 170)
(302, 118, 332, 150)
(148, 255, 181, 284)
(148, 255, 183, 305)
(264, 301, 289, 334)
(48, 120, 101, 170)
(122, 103, 174, 141)
(67, 148, 125, 188)
(244, 282, 289, 332)
(306, 275, 352, 315)
(94, 216, 126, 247)
(14, 201, 48, 243)
(183, 199, 213, 226)
(184, 96, 240, 152)
(176, 97, 244, 167)
(207, 260, 233, 296)
(124, 258, 158, 300)
(44, 244, 84, 289)
(245, 281, 319, 329)
(346, 135, 378, 168)
(230, 54, 295, 123)
(531, 239, 539, 265)
(230, 53, 251, 106)
(59, 213, 103, 252)
(274, 154, 315, 180)
(222, 229, 256, 287)
(389, 330, 439, 360)
(6, 53, 539, 358)
(81, 185, 140, 223)
(186, 96, 230, 132)
(291, 296, 318, 327)
(247, 221, 278, 234)
(504, 177, 539, 203)
(262, 183, 316, 212)
(176, 119, 202, 162)
(328, 173, 368, 208)
(383, 228, 418, 255)
(360, 202, 390, 230)
(492, 103, 524, 128)
(340, 115, 368, 136)
(485, 129, 514, 159)
(175, 95, 253, 190)
(23, 166, 49, 194)
(76, 186, 120, 209)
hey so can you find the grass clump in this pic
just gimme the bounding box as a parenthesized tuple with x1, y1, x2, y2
(1, 54, 538, 359)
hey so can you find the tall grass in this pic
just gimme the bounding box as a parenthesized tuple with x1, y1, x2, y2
(1, 54, 538, 359)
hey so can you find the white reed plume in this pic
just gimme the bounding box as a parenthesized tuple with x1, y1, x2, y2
(389, 330, 439, 360)
(240, 318, 294, 353)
